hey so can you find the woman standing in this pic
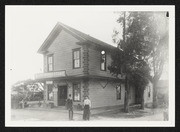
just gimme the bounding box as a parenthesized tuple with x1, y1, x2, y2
(83, 96, 91, 120)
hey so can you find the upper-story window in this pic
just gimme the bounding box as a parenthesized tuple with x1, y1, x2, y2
(100, 50, 106, 71)
(73, 48, 81, 69)
(47, 54, 53, 72)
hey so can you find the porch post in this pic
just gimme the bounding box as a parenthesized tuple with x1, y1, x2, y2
(53, 86, 58, 106)
(83, 78, 89, 99)
(39, 81, 46, 102)
(44, 83, 48, 102)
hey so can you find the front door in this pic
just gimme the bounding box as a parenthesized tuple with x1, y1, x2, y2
(58, 85, 67, 106)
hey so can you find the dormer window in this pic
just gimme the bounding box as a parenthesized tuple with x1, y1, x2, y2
(73, 48, 81, 69)
(47, 54, 53, 72)
(100, 50, 106, 71)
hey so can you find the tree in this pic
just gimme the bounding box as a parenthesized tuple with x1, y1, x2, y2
(12, 79, 44, 102)
(129, 62, 151, 109)
(109, 12, 167, 111)
(109, 48, 151, 111)
(146, 12, 169, 108)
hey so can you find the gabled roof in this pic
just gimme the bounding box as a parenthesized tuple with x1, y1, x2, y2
(37, 22, 116, 54)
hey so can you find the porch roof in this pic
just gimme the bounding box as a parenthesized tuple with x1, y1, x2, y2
(34, 72, 122, 83)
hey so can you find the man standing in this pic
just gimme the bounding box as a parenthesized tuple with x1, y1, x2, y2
(66, 94, 73, 120)
(83, 96, 91, 120)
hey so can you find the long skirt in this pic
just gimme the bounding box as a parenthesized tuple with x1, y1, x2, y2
(69, 108, 73, 120)
(83, 105, 90, 120)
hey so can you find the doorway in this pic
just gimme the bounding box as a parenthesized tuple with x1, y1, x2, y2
(58, 85, 67, 106)
(135, 87, 141, 104)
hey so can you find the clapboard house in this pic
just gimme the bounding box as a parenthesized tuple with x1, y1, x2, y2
(35, 22, 153, 109)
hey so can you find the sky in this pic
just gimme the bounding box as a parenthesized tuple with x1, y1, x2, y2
(6, 6, 170, 85)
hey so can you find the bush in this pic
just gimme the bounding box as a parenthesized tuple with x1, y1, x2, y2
(28, 92, 43, 101)
(157, 92, 169, 107)
(11, 94, 24, 109)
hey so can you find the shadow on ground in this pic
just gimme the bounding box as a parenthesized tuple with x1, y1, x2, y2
(92, 106, 157, 119)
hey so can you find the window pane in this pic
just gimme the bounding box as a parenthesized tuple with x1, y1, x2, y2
(73, 83, 80, 101)
(49, 64, 53, 71)
(148, 87, 151, 97)
(101, 62, 105, 70)
(76, 51, 79, 59)
(116, 85, 121, 100)
(100, 51, 106, 70)
(74, 50, 80, 59)
(47, 55, 53, 72)
(74, 59, 80, 68)
(102, 54, 105, 59)
(74, 51, 77, 59)
(74, 90, 80, 100)
(48, 85, 54, 101)
(73, 50, 80, 68)
(48, 56, 52, 63)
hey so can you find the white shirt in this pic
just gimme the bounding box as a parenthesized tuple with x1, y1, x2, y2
(84, 99, 91, 108)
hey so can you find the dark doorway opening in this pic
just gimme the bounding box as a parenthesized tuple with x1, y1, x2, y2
(135, 87, 141, 104)
(58, 85, 67, 106)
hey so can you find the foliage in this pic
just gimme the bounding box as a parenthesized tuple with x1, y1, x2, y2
(12, 79, 44, 102)
(109, 11, 168, 110)
(109, 11, 154, 82)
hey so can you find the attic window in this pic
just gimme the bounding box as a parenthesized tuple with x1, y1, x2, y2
(100, 50, 106, 71)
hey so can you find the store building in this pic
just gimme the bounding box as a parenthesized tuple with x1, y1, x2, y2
(35, 22, 153, 108)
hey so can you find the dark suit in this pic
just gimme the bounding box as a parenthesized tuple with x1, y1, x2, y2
(66, 98, 73, 120)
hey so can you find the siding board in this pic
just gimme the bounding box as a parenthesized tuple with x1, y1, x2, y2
(45, 30, 84, 76)
(88, 79, 125, 108)
(88, 47, 114, 78)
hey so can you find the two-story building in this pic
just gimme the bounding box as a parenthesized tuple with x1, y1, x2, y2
(35, 22, 153, 109)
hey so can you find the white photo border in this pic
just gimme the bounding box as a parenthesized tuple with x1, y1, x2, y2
(5, 5, 175, 127)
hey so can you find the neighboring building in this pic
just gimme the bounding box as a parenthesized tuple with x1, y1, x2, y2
(157, 80, 169, 94)
(35, 22, 153, 109)
(156, 80, 169, 104)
